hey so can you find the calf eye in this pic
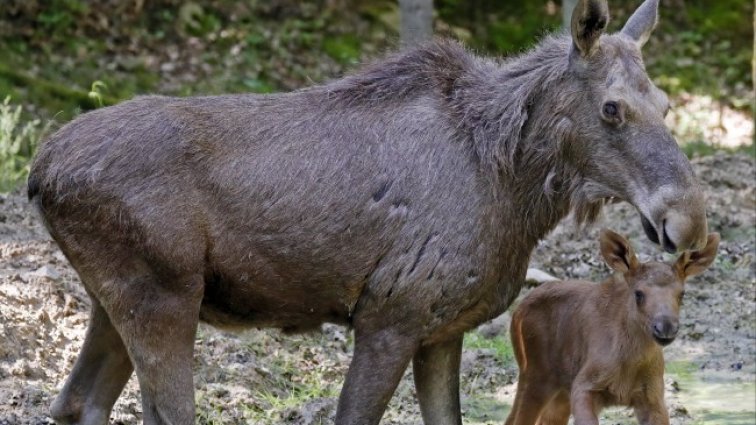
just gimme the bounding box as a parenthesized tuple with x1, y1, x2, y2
(603, 101, 619, 117)
(634, 290, 645, 305)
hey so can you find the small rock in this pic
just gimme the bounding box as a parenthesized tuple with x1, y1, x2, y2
(24, 265, 61, 282)
(477, 312, 511, 339)
(525, 268, 559, 284)
(672, 405, 689, 417)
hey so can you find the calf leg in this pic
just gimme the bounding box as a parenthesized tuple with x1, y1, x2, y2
(633, 374, 670, 425)
(335, 327, 419, 425)
(51, 298, 133, 425)
(536, 394, 570, 425)
(505, 376, 552, 425)
(106, 273, 204, 425)
(570, 389, 600, 425)
(412, 336, 462, 425)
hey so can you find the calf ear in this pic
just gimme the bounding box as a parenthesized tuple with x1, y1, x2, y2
(621, 0, 659, 48)
(600, 229, 639, 273)
(571, 0, 610, 57)
(675, 233, 720, 279)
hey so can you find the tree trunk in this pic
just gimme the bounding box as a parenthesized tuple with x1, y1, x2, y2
(399, 0, 433, 48)
(563, 0, 578, 30)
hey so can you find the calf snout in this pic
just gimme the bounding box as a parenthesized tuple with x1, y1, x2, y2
(651, 316, 679, 346)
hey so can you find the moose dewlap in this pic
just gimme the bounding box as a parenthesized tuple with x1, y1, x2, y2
(506, 230, 720, 425)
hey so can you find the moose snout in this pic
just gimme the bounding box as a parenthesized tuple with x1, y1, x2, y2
(651, 316, 679, 346)
(660, 208, 708, 252)
(640, 186, 708, 253)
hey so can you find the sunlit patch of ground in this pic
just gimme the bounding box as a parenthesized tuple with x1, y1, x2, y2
(667, 94, 754, 148)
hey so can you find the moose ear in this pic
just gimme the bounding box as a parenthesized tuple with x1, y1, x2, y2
(621, 0, 660, 48)
(571, 0, 610, 57)
(675, 233, 720, 279)
(600, 229, 639, 273)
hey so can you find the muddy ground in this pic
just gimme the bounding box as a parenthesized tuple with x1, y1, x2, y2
(0, 152, 753, 425)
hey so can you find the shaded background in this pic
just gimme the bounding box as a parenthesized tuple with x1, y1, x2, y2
(0, 0, 753, 190)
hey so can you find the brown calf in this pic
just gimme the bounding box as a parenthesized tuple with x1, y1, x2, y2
(506, 229, 720, 425)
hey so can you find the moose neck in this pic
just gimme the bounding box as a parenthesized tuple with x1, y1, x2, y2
(446, 35, 603, 313)
(454, 36, 591, 250)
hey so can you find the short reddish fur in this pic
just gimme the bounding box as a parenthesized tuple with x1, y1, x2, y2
(505, 230, 719, 425)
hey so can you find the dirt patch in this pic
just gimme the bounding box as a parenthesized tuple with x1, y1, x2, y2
(0, 153, 753, 424)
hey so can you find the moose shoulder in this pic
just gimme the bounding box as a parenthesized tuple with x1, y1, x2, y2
(28, 0, 707, 424)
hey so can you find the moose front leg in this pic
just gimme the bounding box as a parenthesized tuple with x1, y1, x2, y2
(335, 326, 420, 425)
(412, 336, 463, 425)
(633, 376, 670, 425)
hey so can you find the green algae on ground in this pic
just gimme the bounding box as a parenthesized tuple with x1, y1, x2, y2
(675, 370, 756, 425)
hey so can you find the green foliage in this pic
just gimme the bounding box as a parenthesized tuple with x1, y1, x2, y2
(436, 1, 561, 53)
(682, 141, 755, 159)
(463, 331, 515, 364)
(87, 81, 108, 108)
(0, 97, 48, 192)
(0, 0, 750, 191)
(178, 3, 221, 36)
(37, 0, 89, 38)
(323, 34, 362, 64)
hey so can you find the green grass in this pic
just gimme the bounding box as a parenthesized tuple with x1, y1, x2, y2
(463, 331, 515, 365)
(464, 396, 511, 424)
(666, 360, 698, 379)
(0, 96, 49, 191)
(242, 333, 340, 423)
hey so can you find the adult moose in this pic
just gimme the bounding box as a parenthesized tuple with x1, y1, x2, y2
(29, 0, 706, 424)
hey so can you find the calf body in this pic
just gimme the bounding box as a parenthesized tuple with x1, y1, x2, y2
(29, 1, 709, 424)
(506, 230, 719, 425)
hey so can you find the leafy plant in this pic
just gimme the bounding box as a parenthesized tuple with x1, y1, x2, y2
(0, 97, 49, 192)
(88, 80, 108, 108)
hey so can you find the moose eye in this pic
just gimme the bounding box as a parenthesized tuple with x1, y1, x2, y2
(634, 290, 645, 305)
(603, 101, 619, 117)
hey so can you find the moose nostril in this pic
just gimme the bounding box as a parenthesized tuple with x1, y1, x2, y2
(641, 214, 660, 245)
(653, 323, 663, 336)
(654, 319, 678, 338)
(661, 220, 677, 253)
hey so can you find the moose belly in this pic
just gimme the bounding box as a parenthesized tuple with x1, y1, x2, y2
(199, 267, 358, 333)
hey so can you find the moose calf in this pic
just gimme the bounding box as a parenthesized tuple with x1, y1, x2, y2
(506, 229, 719, 425)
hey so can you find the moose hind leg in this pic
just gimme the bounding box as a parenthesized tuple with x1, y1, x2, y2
(335, 327, 420, 425)
(51, 298, 133, 425)
(106, 273, 204, 425)
(412, 336, 463, 425)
